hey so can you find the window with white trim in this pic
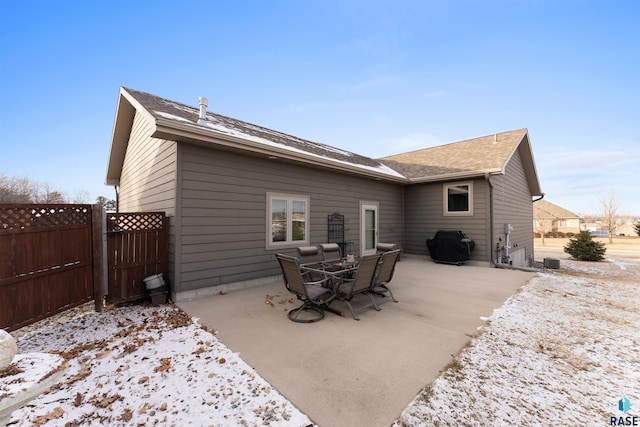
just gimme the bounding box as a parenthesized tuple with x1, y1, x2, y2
(266, 192, 309, 249)
(443, 181, 473, 216)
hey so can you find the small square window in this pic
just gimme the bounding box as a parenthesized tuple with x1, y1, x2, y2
(443, 181, 473, 216)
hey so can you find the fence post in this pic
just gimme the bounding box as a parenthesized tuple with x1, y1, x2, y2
(92, 204, 105, 312)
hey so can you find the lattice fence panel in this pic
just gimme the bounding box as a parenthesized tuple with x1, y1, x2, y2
(105, 212, 169, 305)
(106, 212, 165, 232)
(0, 204, 91, 232)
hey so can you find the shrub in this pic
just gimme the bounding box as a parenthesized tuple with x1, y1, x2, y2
(563, 231, 606, 261)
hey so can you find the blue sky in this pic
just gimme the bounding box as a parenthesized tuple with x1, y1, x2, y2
(1, 0, 638, 216)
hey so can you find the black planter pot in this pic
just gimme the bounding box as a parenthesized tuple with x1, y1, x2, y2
(148, 285, 168, 306)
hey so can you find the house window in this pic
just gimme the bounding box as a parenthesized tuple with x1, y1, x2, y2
(443, 181, 473, 216)
(267, 193, 309, 249)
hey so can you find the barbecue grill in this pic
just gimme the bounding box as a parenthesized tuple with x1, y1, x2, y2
(426, 230, 475, 265)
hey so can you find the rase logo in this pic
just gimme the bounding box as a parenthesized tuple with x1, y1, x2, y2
(610, 397, 638, 426)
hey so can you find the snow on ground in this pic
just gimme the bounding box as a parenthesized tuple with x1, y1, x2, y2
(4, 306, 313, 426)
(394, 252, 640, 427)
(3, 250, 639, 426)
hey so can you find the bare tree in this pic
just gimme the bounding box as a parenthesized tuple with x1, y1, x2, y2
(70, 189, 91, 203)
(41, 190, 67, 204)
(533, 202, 557, 245)
(0, 173, 15, 202)
(0, 173, 35, 202)
(599, 192, 620, 244)
(0, 173, 79, 204)
(36, 182, 68, 203)
(533, 216, 554, 245)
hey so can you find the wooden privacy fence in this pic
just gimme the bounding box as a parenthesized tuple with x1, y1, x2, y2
(1, 205, 169, 331)
(0, 204, 102, 331)
(106, 212, 169, 306)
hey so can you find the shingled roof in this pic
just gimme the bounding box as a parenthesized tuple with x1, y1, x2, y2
(106, 88, 403, 184)
(533, 200, 582, 220)
(107, 87, 541, 197)
(380, 129, 527, 179)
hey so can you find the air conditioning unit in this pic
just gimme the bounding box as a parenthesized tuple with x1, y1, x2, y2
(543, 258, 560, 269)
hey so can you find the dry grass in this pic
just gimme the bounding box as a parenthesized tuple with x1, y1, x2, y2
(535, 236, 640, 252)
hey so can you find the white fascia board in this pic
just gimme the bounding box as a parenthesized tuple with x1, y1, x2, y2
(409, 169, 503, 184)
(153, 118, 407, 183)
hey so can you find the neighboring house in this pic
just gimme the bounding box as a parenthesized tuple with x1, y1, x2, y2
(616, 222, 638, 237)
(533, 200, 584, 236)
(584, 219, 637, 237)
(106, 88, 543, 301)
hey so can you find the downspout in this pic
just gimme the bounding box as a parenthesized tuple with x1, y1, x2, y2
(531, 192, 546, 264)
(402, 185, 405, 253)
(485, 173, 538, 272)
(485, 173, 496, 267)
(533, 193, 545, 203)
(115, 185, 120, 213)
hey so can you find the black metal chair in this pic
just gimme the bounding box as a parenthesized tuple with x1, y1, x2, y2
(276, 253, 335, 323)
(370, 249, 401, 306)
(335, 253, 382, 320)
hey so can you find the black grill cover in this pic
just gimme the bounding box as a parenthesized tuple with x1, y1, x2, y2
(426, 230, 475, 264)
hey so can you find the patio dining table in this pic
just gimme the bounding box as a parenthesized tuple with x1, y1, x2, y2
(301, 259, 358, 288)
(300, 259, 360, 318)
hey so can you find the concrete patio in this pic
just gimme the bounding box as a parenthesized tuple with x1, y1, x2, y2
(177, 255, 536, 427)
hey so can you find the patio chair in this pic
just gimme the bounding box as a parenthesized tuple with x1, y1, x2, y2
(276, 253, 335, 323)
(297, 245, 322, 264)
(297, 245, 324, 280)
(320, 243, 342, 263)
(335, 253, 382, 320)
(376, 243, 397, 253)
(370, 249, 401, 305)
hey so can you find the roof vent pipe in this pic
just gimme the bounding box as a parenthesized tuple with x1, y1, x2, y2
(197, 97, 208, 125)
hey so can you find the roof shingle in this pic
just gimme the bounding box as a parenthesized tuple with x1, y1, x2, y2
(379, 129, 528, 180)
(533, 200, 582, 219)
(109, 88, 540, 196)
(124, 88, 389, 172)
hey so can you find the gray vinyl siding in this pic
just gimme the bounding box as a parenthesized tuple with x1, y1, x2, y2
(491, 148, 535, 264)
(118, 111, 177, 213)
(117, 110, 178, 286)
(403, 178, 489, 261)
(176, 144, 403, 294)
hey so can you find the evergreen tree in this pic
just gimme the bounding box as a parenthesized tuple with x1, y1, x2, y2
(634, 220, 640, 237)
(563, 231, 606, 261)
(96, 196, 117, 211)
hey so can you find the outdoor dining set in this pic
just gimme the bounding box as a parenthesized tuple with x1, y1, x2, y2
(276, 243, 402, 323)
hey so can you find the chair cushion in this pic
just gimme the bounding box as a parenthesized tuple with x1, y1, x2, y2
(297, 246, 319, 256)
(320, 243, 340, 252)
(376, 243, 397, 252)
(305, 284, 329, 299)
